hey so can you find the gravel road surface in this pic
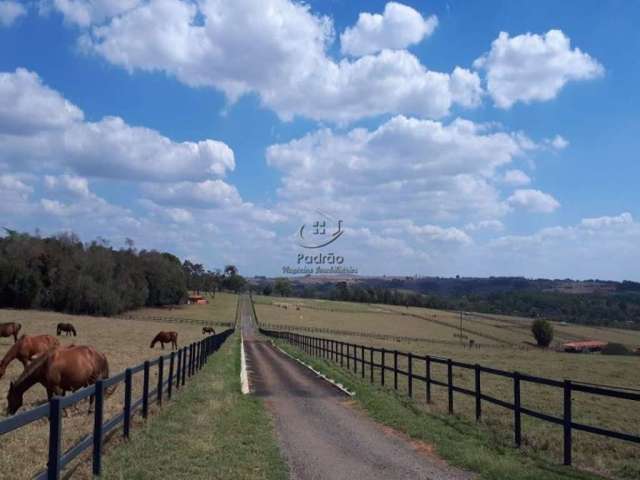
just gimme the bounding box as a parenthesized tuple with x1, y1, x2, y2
(241, 296, 474, 480)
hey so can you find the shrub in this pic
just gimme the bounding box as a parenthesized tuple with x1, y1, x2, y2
(531, 319, 554, 347)
(601, 342, 632, 356)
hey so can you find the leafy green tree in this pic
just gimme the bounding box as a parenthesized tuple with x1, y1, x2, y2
(531, 319, 554, 347)
(274, 278, 292, 297)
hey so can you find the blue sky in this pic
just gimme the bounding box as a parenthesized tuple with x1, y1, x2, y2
(1, 0, 639, 280)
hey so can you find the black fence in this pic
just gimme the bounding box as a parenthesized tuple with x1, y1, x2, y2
(115, 314, 235, 329)
(258, 322, 509, 349)
(260, 328, 640, 467)
(0, 328, 235, 479)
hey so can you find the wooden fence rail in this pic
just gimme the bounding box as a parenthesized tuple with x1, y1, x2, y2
(259, 327, 640, 467)
(0, 328, 235, 479)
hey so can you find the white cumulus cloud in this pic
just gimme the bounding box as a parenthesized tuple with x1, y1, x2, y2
(474, 30, 604, 108)
(507, 189, 560, 213)
(78, 0, 481, 123)
(340, 2, 438, 56)
(0, 68, 235, 182)
(0, 0, 26, 27)
(44, 0, 142, 27)
(502, 169, 531, 186)
(267, 115, 539, 222)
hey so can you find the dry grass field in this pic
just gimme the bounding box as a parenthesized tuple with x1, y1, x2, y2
(255, 295, 640, 479)
(0, 292, 237, 480)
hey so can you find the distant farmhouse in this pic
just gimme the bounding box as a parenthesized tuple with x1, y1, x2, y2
(562, 340, 607, 353)
(187, 294, 208, 305)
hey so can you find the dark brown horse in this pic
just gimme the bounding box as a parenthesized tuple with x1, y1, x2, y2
(202, 327, 216, 335)
(0, 322, 22, 343)
(150, 331, 178, 350)
(0, 334, 60, 380)
(57, 323, 77, 336)
(6, 345, 110, 415)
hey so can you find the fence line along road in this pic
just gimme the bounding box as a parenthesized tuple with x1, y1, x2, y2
(259, 327, 640, 468)
(258, 322, 511, 349)
(0, 328, 235, 479)
(114, 314, 235, 328)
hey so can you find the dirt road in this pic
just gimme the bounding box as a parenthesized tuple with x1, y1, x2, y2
(241, 296, 473, 480)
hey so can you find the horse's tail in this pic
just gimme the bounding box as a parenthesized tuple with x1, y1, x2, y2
(103, 359, 117, 397)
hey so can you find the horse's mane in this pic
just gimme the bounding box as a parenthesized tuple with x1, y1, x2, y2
(13, 350, 50, 388)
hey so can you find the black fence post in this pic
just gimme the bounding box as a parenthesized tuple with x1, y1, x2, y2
(381, 349, 386, 386)
(353, 344, 357, 374)
(347, 343, 350, 369)
(474, 364, 481, 421)
(408, 352, 413, 398)
(340, 342, 344, 367)
(168, 352, 175, 399)
(176, 348, 182, 390)
(564, 380, 573, 466)
(425, 355, 431, 404)
(393, 350, 398, 390)
(92, 380, 104, 476)
(370, 348, 374, 383)
(447, 359, 453, 414)
(142, 360, 150, 418)
(124, 368, 132, 438)
(47, 397, 62, 480)
(189, 344, 194, 377)
(182, 346, 187, 386)
(157, 355, 164, 406)
(514, 372, 522, 447)
(361, 345, 365, 379)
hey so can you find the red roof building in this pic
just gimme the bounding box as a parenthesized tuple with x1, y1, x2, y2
(562, 340, 608, 353)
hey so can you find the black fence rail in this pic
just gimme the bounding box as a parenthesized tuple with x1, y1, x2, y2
(258, 322, 508, 349)
(260, 328, 640, 467)
(0, 328, 235, 479)
(114, 314, 234, 329)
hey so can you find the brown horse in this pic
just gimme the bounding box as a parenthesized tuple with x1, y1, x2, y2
(6, 345, 110, 415)
(0, 322, 22, 343)
(0, 334, 60, 380)
(202, 327, 216, 335)
(57, 323, 77, 336)
(150, 331, 178, 350)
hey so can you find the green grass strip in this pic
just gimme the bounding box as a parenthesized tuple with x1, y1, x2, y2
(274, 341, 604, 480)
(102, 334, 287, 480)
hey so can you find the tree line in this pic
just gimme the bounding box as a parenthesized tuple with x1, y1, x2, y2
(260, 278, 640, 329)
(0, 230, 246, 316)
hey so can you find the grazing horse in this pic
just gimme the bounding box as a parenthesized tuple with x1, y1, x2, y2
(6, 345, 110, 415)
(57, 323, 77, 336)
(202, 327, 216, 335)
(0, 322, 22, 343)
(0, 335, 60, 380)
(150, 331, 178, 350)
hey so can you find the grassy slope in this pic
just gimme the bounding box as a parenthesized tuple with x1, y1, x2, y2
(274, 340, 606, 480)
(102, 334, 287, 480)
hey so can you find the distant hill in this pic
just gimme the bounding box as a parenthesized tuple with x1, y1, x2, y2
(249, 276, 640, 329)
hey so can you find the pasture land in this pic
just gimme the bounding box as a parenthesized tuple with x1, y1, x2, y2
(0, 293, 237, 480)
(255, 296, 640, 479)
(120, 291, 238, 325)
(103, 333, 287, 480)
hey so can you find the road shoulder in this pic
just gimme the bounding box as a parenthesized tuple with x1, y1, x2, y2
(102, 333, 288, 480)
